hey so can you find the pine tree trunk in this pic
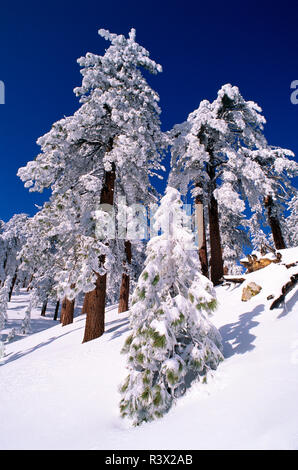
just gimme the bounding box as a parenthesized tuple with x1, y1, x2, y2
(9, 272, 17, 301)
(264, 195, 286, 250)
(118, 240, 132, 313)
(41, 299, 48, 317)
(82, 157, 116, 343)
(60, 297, 75, 326)
(195, 195, 209, 278)
(81, 291, 92, 314)
(82, 272, 106, 343)
(207, 162, 224, 285)
(53, 301, 60, 321)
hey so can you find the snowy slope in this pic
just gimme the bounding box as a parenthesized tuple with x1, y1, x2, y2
(0, 248, 297, 450)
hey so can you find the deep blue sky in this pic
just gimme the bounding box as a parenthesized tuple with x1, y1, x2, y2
(0, 0, 297, 221)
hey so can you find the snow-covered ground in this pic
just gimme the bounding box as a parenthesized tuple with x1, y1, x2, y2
(0, 247, 297, 450)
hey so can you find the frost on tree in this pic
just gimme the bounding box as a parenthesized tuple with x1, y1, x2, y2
(0, 214, 49, 337)
(17, 27, 166, 338)
(219, 207, 252, 275)
(0, 276, 11, 332)
(169, 84, 297, 279)
(119, 188, 223, 425)
(0, 214, 29, 290)
(284, 195, 298, 247)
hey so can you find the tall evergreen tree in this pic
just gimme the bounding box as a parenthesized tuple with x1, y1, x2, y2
(248, 145, 297, 249)
(283, 195, 298, 247)
(169, 84, 297, 282)
(18, 28, 165, 342)
(120, 187, 223, 425)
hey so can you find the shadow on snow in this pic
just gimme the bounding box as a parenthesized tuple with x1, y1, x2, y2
(219, 304, 264, 358)
(1, 310, 129, 367)
(1, 327, 84, 366)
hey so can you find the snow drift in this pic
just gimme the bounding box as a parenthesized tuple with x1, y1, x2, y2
(0, 247, 297, 450)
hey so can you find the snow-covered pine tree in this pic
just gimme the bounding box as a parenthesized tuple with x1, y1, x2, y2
(0, 213, 30, 315)
(18, 28, 165, 341)
(169, 90, 245, 284)
(170, 84, 297, 282)
(19, 291, 39, 335)
(283, 195, 298, 247)
(119, 187, 223, 425)
(0, 214, 42, 336)
(0, 276, 11, 331)
(18, 198, 71, 322)
(248, 146, 298, 249)
(218, 207, 251, 274)
(74, 26, 165, 308)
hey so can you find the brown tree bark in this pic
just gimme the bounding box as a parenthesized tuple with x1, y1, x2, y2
(53, 300, 60, 321)
(60, 297, 75, 326)
(195, 194, 209, 278)
(264, 195, 286, 250)
(82, 158, 116, 343)
(207, 162, 224, 285)
(82, 272, 106, 343)
(118, 240, 132, 313)
(40, 299, 48, 317)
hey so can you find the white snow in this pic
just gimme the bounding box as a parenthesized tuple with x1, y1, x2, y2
(0, 248, 297, 450)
